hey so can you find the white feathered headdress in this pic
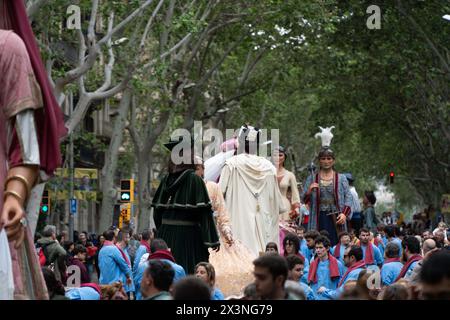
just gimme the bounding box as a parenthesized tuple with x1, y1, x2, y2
(314, 126, 335, 147)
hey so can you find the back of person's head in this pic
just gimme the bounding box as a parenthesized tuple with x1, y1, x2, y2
(402, 236, 421, 254)
(348, 246, 364, 262)
(285, 254, 304, 270)
(355, 270, 374, 300)
(116, 231, 125, 242)
(422, 239, 437, 255)
(141, 229, 152, 241)
(394, 225, 402, 237)
(63, 241, 74, 252)
(253, 254, 288, 285)
(385, 242, 400, 259)
(41, 267, 65, 297)
(172, 276, 212, 300)
(364, 191, 376, 205)
(284, 280, 306, 300)
(242, 282, 258, 300)
(304, 230, 320, 241)
(73, 244, 87, 255)
(420, 250, 450, 299)
(339, 280, 359, 300)
(56, 234, 64, 243)
(43, 225, 56, 238)
(146, 260, 175, 292)
(315, 235, 331, 249)
(381, 284, 409, 300)
(150, 238, 169, 253)
(377, 223, 386, 232)
(385, 225, 396, 238)
(319, 230, 330, 239)
(103, 229, 116, 241)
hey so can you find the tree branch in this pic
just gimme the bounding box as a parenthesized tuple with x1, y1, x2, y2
(396, 0, 450, 75)
(140, 0, 163, 49)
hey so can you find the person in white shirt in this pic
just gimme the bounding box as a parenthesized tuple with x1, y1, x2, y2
(344, 173, 362, 236)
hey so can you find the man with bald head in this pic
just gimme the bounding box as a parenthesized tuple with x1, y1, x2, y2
(409, 238, 437, 285)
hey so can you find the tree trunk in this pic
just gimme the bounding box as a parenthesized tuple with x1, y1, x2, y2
(99, 89, 132, 232)
(136, 153, 152, 232)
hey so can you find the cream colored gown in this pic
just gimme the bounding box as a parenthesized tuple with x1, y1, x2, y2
(206, 181, 254, 297)
(219, 154, 286, 258)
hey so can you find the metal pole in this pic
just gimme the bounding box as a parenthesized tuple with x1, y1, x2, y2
(69, 92, 75, 241)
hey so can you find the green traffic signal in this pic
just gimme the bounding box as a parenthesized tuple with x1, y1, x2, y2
(41, 205, 49, 213)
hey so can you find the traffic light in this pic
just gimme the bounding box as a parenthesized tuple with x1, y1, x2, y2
(389, 171, 395, 184)
(120, 203, 131, 221)
(120, 179, 134, 202)
(40, 190, 50, 214)
(119, 203, 131, 229)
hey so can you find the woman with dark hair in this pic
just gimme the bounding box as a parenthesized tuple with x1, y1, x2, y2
(362, 191, 379, 233)
(195, 262, 224, 300)
(41, 267, 68, 300)
(283, 233, 310, 283)
(265, 242, 279, 254)
(273, 146, 301, 223)
(283, 233, 301, 257)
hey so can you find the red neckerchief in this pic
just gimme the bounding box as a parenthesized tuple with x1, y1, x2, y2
(308, 253, 340, 284)
(384, 258, 401, 264)
(103, 240, 115, 247)
(394, 254, 422, 282)
(338, 260, 366, 288)
(148, 250, 175, 263)
(116, 244, 131, 266)
(334, 242, 342, 258)
(102, 240, 130, 265)
(362, 243, 375, 265)
(140, 240, 151, 253)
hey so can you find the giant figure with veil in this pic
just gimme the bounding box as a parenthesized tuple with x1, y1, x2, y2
(0, 0, 66, 299)
(301, 127, 353, 246)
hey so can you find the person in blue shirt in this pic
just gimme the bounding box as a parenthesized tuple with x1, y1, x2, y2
(295, 226, 310, 260)
(377, 224, 389, 247)
(140, 260, 174, 300)
(282, 233, 310, 284)
(65, 286, 101, 300)
(385, 225, 403, 257)
(330, 231, 351, 265)
(395, 236, 422, 282)
(358, 228, 384, 271)
(98, 229, 132, 287)
(195, 262, 224, 300)
(380, 242, 403, 286)
(132, 229, 152, 276)
(116, 230, 135, 297)
(317, 245, 366, 300)
(304, 230, 320, 262)
(134, 238, 186, 300)
(308, 236, 346, 299)
(286, 254, 315, 300)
